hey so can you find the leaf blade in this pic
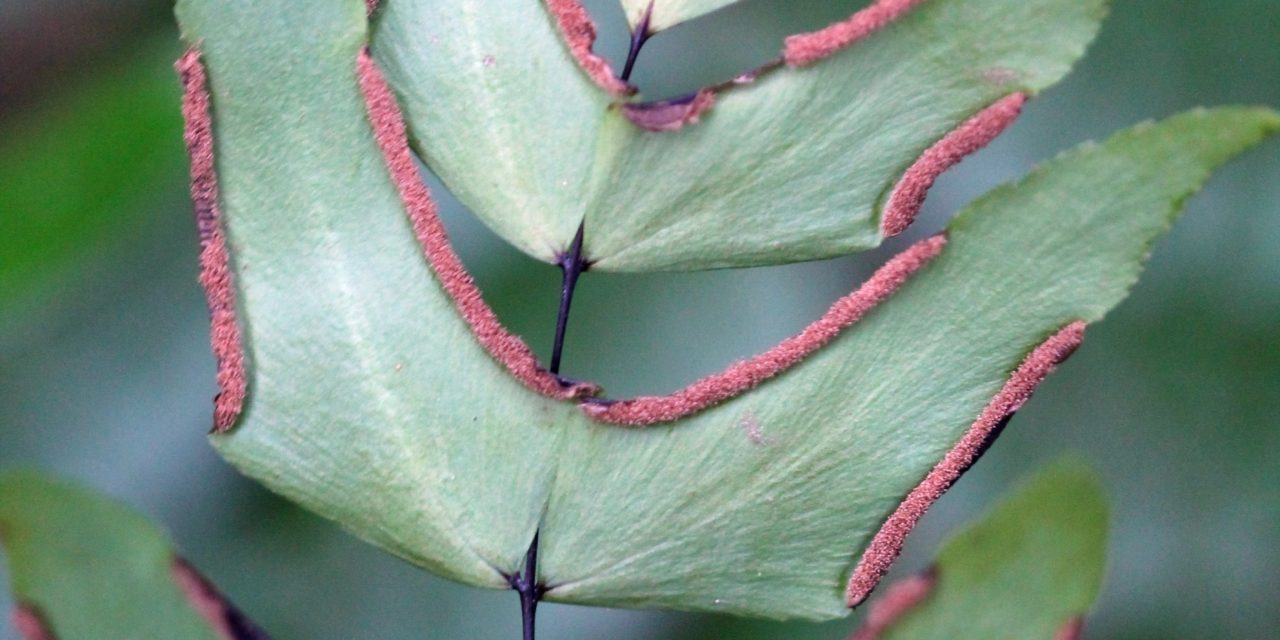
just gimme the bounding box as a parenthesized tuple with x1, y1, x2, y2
(588, 0, 1108, 270)
(535, 108, 1279, 617)
(177, 0, 1278, 620)
(175, 0, 569, 587)
(0, 471, 243, 640)
(374, 0, 1108, 271)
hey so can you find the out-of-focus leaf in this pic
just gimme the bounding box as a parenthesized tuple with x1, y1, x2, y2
(373, 0, 1106, 271)
(0, 46, 184, 335)
(0, 471, 259, 640)
(620, 0, 741, 32)
(170, 0, 1279, 616)
(860, 460, 1107, 640)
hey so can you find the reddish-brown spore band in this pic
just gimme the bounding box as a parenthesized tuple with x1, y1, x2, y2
(784, 0, 930, 67)
(1055, 616, 1086, 640)
(544, 0, 631, 95)
(881, 93, 1027, 237)
(178, 50, 248, 434)
(12, 606, 55, 640)
(845, 321, 1087, 607)
(584, 234, 947, 426)
(849, 569, 937, 640)
(366, 0, 378, 16)
(356, 50, 596, 401)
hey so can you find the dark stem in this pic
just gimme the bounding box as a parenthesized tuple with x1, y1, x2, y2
(516, 11, 645, 628)
(620, 1, 655, 83)
(549, 222, 587, 376)
(513, 222, 588, 640)
(513, 532, 543, 640)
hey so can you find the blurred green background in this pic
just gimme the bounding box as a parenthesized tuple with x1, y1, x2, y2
(1, 0, 1276, 638)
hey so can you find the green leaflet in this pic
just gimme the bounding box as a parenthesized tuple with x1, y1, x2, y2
(535, 108, 1278, 618)
(175, 0, 565, 587)
(620, 0, 741, 32)
(0, 46, 184, 342)
(871, 461, 1108, 640)
(0, 471, 238, 640)
(372, 0, 1106, 271)
(178, 0, 1278, 621)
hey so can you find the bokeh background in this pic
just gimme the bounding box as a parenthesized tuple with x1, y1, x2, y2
(1, 0, 1277, 638)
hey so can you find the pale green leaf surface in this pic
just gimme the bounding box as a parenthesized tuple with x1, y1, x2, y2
(535, 108, 1278, 618)
(175, 0, 572, 588)
(621, 0, 741, 32)
(179, 0, 1277, 620)
(875, 460, 1108, 640)
(0, 471, 224, 640)
(373, 0, 1106, 271)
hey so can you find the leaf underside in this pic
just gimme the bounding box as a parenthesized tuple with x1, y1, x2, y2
(0, 472, 233, 640)
(868, 461, 1108, 640)
(372, 0, 1106, 271)
(176, 0, 1279, 622)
